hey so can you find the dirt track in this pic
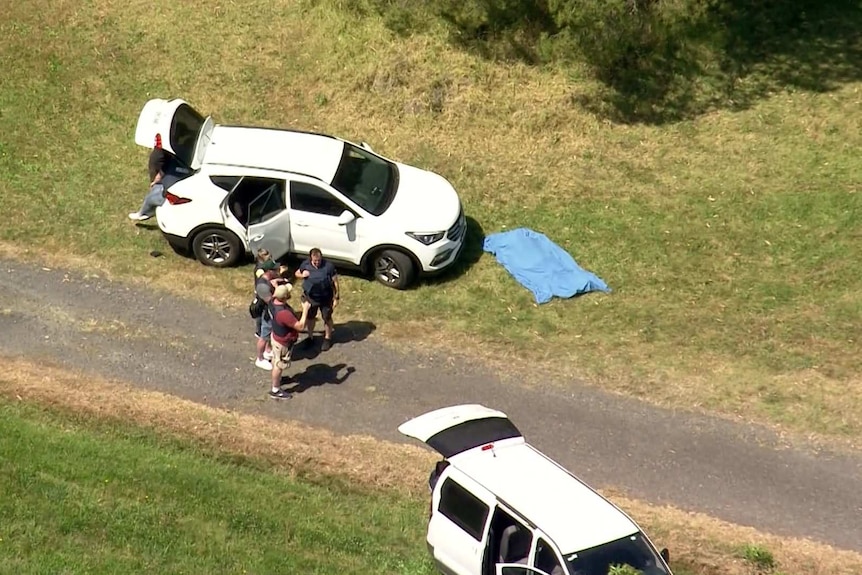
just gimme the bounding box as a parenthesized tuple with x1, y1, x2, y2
(1, 258, 860, 551)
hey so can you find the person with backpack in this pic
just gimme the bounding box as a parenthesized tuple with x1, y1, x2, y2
(251, 269, 282, 369)
(268, 282, 312, 400)
(253, 247, 278, 278)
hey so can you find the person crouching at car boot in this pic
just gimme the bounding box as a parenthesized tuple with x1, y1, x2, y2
(295, 247, 339, 351)
(129, 133, 171, 222)
(268, 282, 312, 401)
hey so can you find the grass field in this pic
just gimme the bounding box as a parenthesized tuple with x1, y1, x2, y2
(0, 0, 860, 443)
(5, 357, 862, 575)
(0, 400, 433, 574)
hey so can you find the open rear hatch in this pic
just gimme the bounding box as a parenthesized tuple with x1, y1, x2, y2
(398, 404, 523, 459)
(134, 98, 214, 170)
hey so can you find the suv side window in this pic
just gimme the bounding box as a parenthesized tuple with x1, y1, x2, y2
(210, 175, 241, 192)
(438, 478, 489, 541)
(290, 181, 349, 217)
(236, 178, 286, 226)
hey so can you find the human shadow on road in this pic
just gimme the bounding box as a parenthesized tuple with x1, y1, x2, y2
(290, 320, 376, 361)
(284, 362, 356, 394)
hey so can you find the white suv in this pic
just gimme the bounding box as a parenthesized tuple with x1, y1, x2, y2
(134, 98, 466, 289)
(399, 405, 674, 575)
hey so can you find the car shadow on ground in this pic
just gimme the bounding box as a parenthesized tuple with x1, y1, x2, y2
(289, 320, 376, 362)
(283, 362, 357, 394)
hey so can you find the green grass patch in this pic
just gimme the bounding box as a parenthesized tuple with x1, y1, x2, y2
(0, 400, 433, 574)
(0, 0, 860, 442)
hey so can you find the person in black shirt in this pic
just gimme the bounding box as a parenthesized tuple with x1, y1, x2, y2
(129, 133, 171, 221)
(295, 247, 339, 351)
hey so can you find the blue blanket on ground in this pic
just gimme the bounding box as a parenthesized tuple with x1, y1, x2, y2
(482, 228, 611, 304)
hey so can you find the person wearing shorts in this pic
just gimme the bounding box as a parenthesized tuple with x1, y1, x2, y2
(268, 282, 311, 400)
(253, 270, 280, 370)
(295, 247, 339, 351)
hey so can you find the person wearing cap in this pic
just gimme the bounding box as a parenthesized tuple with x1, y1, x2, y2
(268, 282, 312, 400)
(253, 248, 278, 279)
(129, 133, 171, 222)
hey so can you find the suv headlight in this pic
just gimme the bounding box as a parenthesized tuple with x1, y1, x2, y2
(406, 231, 445, 245)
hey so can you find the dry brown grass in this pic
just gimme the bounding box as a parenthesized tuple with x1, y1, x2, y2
(1, 355, 861, 575)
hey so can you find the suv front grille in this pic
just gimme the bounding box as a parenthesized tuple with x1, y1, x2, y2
(447, 209, 466, 242)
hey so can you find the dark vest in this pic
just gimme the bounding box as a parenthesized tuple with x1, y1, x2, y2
(270, 300, 298, 340)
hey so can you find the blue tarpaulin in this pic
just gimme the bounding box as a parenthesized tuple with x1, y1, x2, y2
(482, 228, 611, 304)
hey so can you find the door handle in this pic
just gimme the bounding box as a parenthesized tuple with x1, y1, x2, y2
(294, 223, 309, 227)
(250, 234, 264, 242)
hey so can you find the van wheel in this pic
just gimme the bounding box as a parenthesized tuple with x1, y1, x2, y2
(192, 228, 242, 268)
(372, 249, 415, 289)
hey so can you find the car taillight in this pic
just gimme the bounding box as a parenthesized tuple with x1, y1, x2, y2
(165, 192, 192, 205)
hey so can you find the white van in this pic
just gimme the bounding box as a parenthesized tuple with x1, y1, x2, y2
(399, 405, 673, 575)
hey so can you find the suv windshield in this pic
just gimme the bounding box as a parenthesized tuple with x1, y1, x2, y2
(330, 144, 398, 216)
(565, 533, 669, 575)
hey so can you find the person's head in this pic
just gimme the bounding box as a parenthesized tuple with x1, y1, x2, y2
(273, 282, 293, 302)
(154, 133, 162, 149)
(309, 247, 322, 267)
(256, 248, 272, 264)
(277, 264, 291, 279)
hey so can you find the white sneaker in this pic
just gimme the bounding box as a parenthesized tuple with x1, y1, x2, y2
(263, 350, 273, 361)
(255, 358, 273, 370)
(128, 212, 151, 221)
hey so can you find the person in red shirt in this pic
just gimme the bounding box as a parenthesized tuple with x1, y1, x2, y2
(268, 282, 312, 400)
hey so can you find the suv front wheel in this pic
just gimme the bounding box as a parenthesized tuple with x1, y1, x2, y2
(192, 227, 242, 268)
(372, 249, 416, 290)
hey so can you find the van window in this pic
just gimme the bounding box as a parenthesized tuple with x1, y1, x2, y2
(427, 417, 522, 458)
(565, 533, 669, 575)
(535, 538, 564, 575)
(438, 478, 489, 541)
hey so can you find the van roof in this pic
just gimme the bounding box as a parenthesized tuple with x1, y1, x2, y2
(203, 125, 345, 182)
(452, 441, 639, 554)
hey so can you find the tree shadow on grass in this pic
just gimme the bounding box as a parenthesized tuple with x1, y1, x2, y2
(373, 0, 862, 124)
(581, 0, 862, 124)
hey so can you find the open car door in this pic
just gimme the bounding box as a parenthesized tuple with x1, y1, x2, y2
(245, 180, 292, 261)
(398, 404, 524, 459)
(134, 98, 214, 170)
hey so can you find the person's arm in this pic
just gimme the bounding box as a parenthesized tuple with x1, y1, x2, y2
(295, 261, 310, 279)
(255, 283, 272, 303)
(292, 300, 313, 331)
(150, 150, 166, 186)
(331, 272, 340, 306)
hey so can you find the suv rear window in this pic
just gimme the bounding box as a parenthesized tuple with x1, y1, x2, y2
(170, 103, 205, 168)
(438, 478, 489, 541)
(426, 417, 522, 458)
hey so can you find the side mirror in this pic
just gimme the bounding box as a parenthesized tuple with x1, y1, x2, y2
(660, 548, 670, 564)
(359, 141, 373, 152)
(337, 210, 356, 226)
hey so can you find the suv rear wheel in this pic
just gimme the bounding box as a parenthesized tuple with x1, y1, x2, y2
(192, 227, 242, 268)
(372, 249, 416, 290)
